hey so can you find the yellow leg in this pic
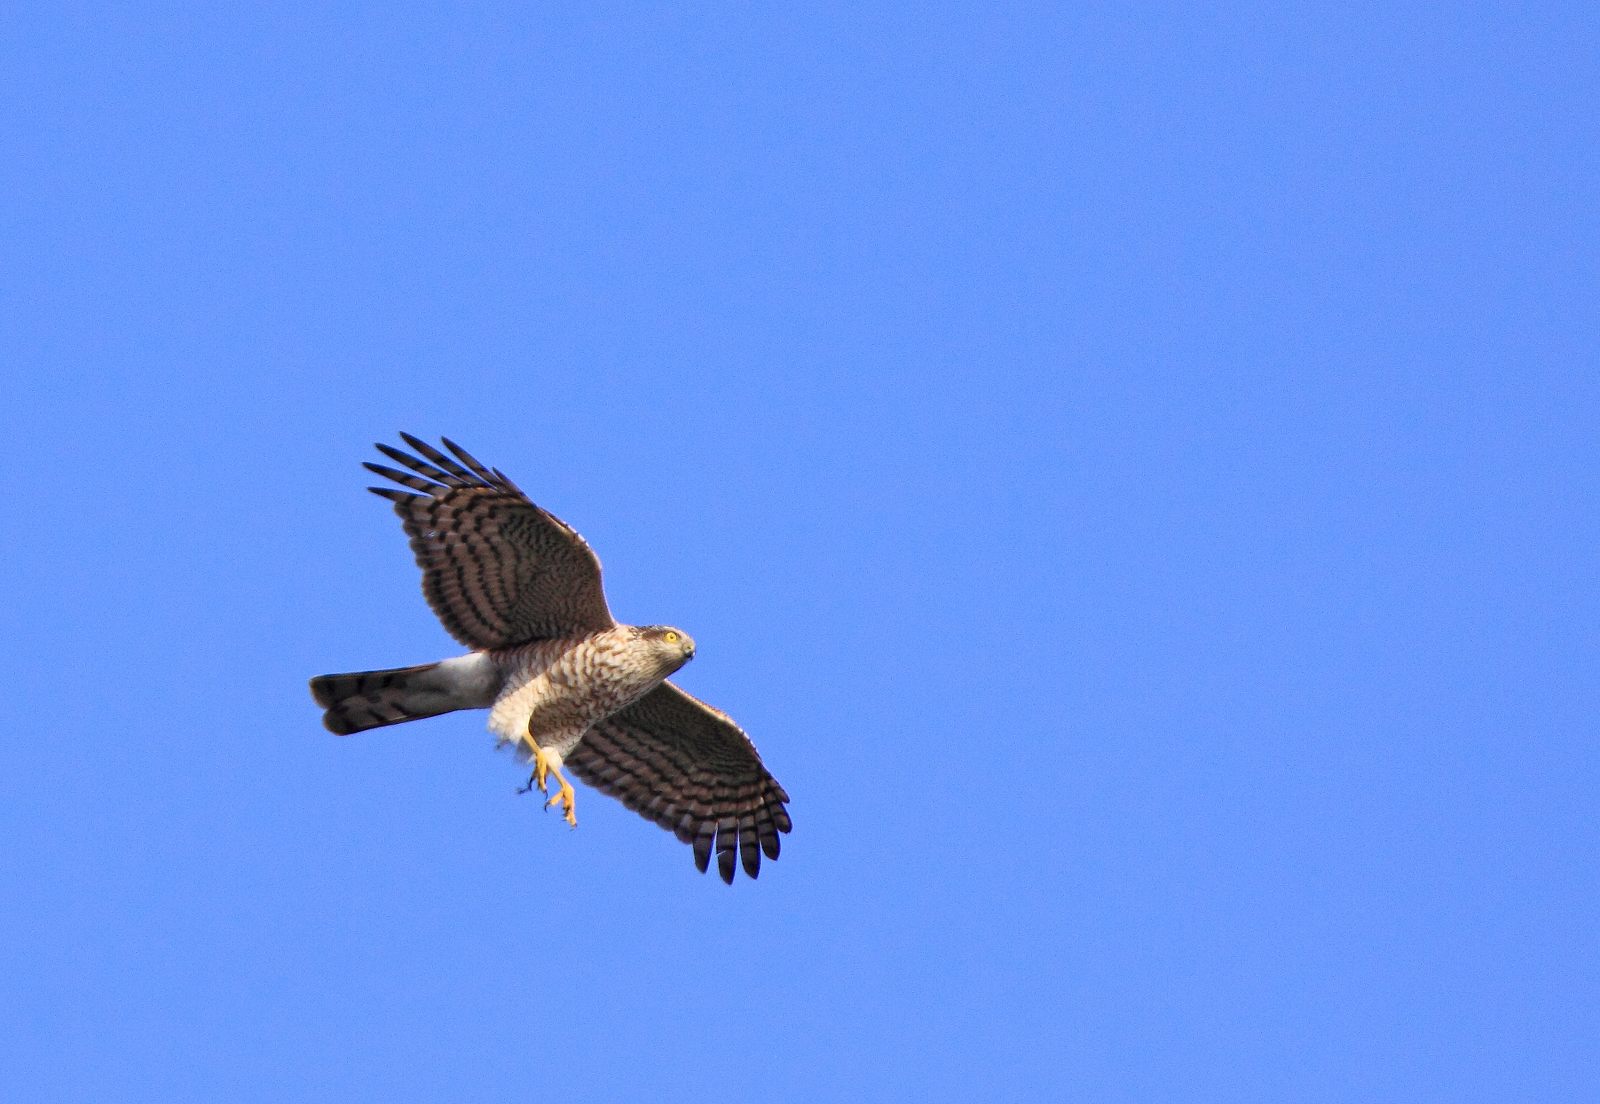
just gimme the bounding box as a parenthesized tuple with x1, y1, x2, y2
(533, 743, 551, 794)
(520, 733, 577, 828)
(517, 740, 554, 796)
(544, 764, 577, 828)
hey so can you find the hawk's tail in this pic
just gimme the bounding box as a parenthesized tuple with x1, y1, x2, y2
(309, 655, 500, 735)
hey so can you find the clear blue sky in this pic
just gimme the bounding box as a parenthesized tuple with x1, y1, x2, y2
(3, 4, 1595, 1101)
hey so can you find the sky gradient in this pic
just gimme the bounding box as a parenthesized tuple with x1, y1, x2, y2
(3, 4, 1596, 1101)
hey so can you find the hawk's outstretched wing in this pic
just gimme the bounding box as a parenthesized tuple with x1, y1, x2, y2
(566, 682, 793, 883)
(365, 434, 614, 648)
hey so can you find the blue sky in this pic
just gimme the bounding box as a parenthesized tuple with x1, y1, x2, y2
(3, 3, 1595, 1101)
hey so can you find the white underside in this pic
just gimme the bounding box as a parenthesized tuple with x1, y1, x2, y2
(436, 652, 501, 701)
(483, 649, 587, 760)
(468, 627, 676, 762)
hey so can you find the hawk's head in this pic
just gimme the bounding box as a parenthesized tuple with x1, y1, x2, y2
(636, 624, 696, 675)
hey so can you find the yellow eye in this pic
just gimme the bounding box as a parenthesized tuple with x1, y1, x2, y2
(664, 631, 679, 643)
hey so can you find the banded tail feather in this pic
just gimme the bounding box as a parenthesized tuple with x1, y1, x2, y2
(309, 654, 501, 735)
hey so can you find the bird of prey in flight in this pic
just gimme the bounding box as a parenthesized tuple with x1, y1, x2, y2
(310, 434, 791, 883)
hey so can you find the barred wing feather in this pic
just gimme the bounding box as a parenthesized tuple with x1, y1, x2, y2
(567, 682, 792, 883)
(364, 434, 614, 648)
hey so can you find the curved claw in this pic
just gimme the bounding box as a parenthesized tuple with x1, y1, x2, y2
(521, 738, 577, 827)
(545, 778, 578, 828)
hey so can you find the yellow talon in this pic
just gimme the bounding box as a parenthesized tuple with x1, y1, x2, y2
(518, 740, 554, 796)
(522, 736, 577, 827)
(545, 770, 578, 828)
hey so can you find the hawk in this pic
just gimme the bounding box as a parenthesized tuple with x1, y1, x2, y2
(309, 434, 791, 883)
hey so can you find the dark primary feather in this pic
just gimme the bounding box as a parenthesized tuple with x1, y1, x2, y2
(565, 681, 792, 884)
(364, 434, 615, 648)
